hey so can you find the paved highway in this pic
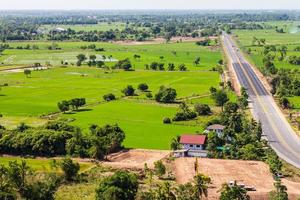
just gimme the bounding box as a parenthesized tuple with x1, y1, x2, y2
(222, 33, 300, 168)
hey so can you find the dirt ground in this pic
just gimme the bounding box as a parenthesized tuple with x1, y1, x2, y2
(173, 157, 300, 200)
(113, 36, 218, 45)
(102, 149, 170, 170)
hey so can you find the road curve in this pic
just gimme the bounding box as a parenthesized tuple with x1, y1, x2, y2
(221, 33, 300, 169)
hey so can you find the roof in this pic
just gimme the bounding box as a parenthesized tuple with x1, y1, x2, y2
(180, 135, 206, 145)
(206, 124, 225, 130)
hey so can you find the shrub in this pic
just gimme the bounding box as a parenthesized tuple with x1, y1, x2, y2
(122, 85, 135, 96)
(60, 157, 80, 182)
(103, 93, 116, 101)
(154, 160, 166, 176)
(163, 117, 171, 124)
(138, 83, 149, 91)
(194, 104, 211, 115)
(146, 92, 153, 99)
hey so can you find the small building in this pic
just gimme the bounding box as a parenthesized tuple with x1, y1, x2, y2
(180, 134, 207, 150)
(174, 134, 208, 157)
(204, 124, 225, 137)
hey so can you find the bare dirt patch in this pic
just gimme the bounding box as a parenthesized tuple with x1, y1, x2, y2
(113, 36, 217, 45)
(173, 158, 300, 200)
(103, 149, 170, 170)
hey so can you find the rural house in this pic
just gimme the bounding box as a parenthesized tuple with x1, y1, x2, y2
(173, 134, 207, 157)
(204, 124, 225, 137)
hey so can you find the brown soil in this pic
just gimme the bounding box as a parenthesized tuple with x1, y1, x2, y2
(113, 36, 217, 45)
(173, 157, 300, 200)
(103, 149, 170, 170)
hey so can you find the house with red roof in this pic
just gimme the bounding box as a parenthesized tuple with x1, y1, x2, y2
(173, 134, 207, 157)
(180, 134, 207, 150)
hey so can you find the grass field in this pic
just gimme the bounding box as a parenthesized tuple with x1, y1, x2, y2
(0, 39, 227, 149)
(0, 156, 94, 172)
(40, 22, 127, 32)
(0, 66, 222, 149)
(0, 41, 221, 71)
(233, 21, 300, 109)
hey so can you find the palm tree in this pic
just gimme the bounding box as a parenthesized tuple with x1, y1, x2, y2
(193, 173, 211, 198)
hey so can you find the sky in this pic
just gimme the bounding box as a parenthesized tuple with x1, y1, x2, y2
(0, 0, 300, 10)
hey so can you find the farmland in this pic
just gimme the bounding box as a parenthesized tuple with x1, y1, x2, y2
(233, 21, 300, 110)
(0, 41, 220, 70)
(0, 41, 225, 149)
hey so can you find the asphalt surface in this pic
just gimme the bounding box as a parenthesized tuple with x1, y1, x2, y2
(222, 33, 300, 169)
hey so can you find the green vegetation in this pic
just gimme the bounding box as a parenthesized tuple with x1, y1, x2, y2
(234, 21, 300, 114)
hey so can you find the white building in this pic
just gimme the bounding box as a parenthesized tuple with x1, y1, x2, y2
(204, 124, 225, 137)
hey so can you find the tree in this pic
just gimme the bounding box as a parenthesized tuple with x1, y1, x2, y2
(193, 173, 211, 198)
(194, 104, 211, 115)
(6, 160, 30, 195)
(103, 93, 116, 101)
(178, 64, 187, 71)
(154, 160, 166, 176)
(60, 157, 80, 182)
(89, 54, 97, 62)
(24, 69, 31, 78)
(219, 183, 250, 200)
(163, 117, 171, 124)
(170, 136, 181, 150)
(114, 58, 132, 71)
(96, 170, 138, 200)
(279, 97, 291, 109)
(155, 86, 177, 103)
(168, 63, 175, 71)
(133, 54, 141, 60)
(89, 124, 125, 159)
(69, 98, 86, 110)
(212, 90, 229, 111)
(76, 54, 87, 62)
(138, 83, 149, 91)
(194, 57, 201, 66)
(269, 180, 288, 200)
(266, 149, 282, 174)
(15, 122, 30, 132)
(122, 85, 135, 96)
(175, 183, 199, 200)
(173, 102, 197, 121)
(58, 100, 70, 113)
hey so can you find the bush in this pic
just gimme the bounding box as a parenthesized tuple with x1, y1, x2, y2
(122, 85, 135, 96)
(114, 58, 132, 70)
(155, 86, 177, 103)
(96, 170, 138, 200)
(163, 117, 171, 124)
(194, 104, 211, 115)
(60, 157, 80, 182)
(173, 111, 197, 121)
(146, 92, 153, 99)
(154, 160, 166, 176)
(103, 93, 116, 101)
(138, 83, 149, 91)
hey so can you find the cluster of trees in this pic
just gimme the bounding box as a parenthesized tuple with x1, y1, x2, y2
(1, 11, 299, 42)
(155, 86, 177, 103)
(0, 157, 82, 200)
(195, 38, 212, 46)
(58, 98, 86, 112)
(206, 100, 265, 160)
(269, 68, 300, 100)
(0, 120, 125, 160)
(145, 62, 187, 71)
(114, 58, 133, 71)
